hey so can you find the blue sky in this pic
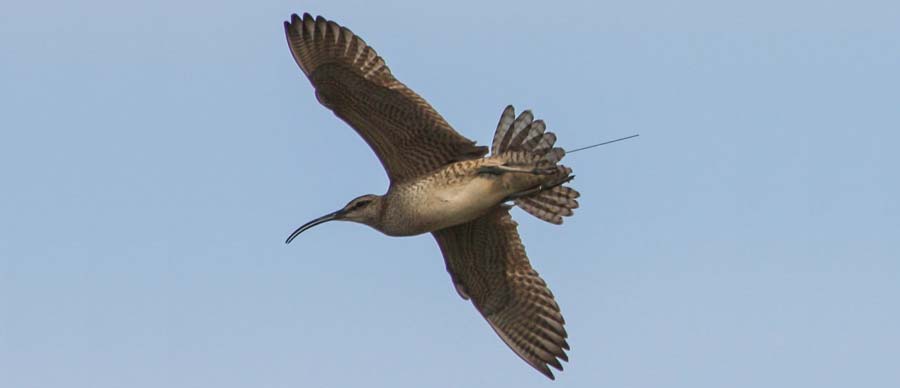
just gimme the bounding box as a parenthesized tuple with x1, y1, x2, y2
(2, 0, 898, 387)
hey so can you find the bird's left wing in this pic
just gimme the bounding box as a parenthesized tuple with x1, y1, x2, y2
(284, 13, 488, 183)
(431, 206, 570, 379)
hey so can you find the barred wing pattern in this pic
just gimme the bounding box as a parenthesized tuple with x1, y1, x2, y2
(432, 207, 569, 379)
(284, 13, 488, 183)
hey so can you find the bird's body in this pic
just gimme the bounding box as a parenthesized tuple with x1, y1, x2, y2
(370, 155, 565, 236)
(379, 159, 511, 236)
(283, 13, 581, 379)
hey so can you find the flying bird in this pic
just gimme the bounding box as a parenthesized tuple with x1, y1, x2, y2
(284, 13, 580, 379)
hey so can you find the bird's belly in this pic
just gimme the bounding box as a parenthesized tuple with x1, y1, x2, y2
(428, 177, 505, 227)
(385, 175, 505, 235)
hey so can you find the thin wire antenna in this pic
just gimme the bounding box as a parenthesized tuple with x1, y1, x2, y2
(567, 134, 640, 154)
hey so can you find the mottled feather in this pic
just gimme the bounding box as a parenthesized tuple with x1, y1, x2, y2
(432, 207, 569, 379)
(284, 13, 487, 182)
(489, 106, 580, 225)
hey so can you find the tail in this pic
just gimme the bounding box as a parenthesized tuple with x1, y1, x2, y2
(491, 105, 580, 225)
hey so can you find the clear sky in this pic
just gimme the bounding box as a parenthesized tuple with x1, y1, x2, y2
(2, 1, 898, 387)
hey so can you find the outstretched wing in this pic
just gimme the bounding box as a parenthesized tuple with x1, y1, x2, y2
(432, 206, 569, 379)
(284, 13, 488, 183)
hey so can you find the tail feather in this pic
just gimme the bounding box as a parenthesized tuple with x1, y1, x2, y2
(508, 110, 535, 150)
(520, 120, 547, 151)
(546, 186, 580, 204)
(490, 105, 580, 225)
(492, 106, 516, 153)
(535, 186, 581, 209)
(518, 198, 568, 224)
(492, 106, 561, 158)
(533, 133, 558, 157)
(544, 148, 565, 163)
(517, 190, 580, 223)
(515, 174, 581, 224)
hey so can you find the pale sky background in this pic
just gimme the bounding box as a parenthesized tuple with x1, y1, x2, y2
(2, 1, 899, 387)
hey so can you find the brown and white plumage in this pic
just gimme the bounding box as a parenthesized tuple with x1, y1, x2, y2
(284, 13, 487, 183)
(284, 12, 578, 379)
(491, 106, 580, 225)
(433, 206, 570, 379)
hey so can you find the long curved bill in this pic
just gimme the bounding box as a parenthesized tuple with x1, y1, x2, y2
(285, 210, 341, 244)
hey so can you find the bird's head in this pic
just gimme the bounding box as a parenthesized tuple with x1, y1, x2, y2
(285, 194, 383, 244)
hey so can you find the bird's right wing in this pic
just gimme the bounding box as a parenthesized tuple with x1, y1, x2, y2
(284, 13, 488, 183)
(431, 206, 569, 379)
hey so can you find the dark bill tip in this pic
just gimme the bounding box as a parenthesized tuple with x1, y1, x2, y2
(285, 210, 341, 244)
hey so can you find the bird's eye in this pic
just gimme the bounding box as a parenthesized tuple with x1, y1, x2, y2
(354, 200, 369, 209)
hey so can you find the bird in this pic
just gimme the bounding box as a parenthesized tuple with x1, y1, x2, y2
(283, 13, 580, 379)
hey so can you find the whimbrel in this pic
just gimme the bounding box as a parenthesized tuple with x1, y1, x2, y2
(284, 13, 581, 379)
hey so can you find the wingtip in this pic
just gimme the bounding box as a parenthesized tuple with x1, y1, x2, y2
(543, 368, 556, 380)
(547, 357, 563, 371)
